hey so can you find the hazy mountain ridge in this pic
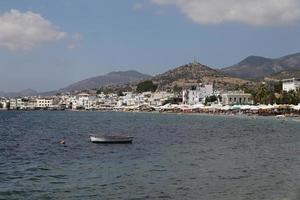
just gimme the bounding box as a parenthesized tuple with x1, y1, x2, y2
(0, 89, 38, 98)
(221, 53, 300, 79)
(60, 70, 152, 92)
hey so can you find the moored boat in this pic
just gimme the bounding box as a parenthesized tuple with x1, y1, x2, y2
(90, 135, 133, 143)
(276, 114, 285, 118)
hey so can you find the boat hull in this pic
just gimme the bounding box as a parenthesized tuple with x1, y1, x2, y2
(90, 136, 133, 144)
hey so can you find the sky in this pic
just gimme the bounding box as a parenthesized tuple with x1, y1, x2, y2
(1, 0, 300, 92)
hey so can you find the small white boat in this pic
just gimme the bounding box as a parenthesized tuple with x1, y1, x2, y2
(276, 114, 285, 118)
(90, 135, 133, 143)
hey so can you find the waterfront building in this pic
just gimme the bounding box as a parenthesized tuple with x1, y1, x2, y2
(57, 95, 72, 109)
(122, 92, 136, 106)
(17, 98, 25, 109)
(0, 99, 7, 110)
(9, 99, 17, 110)
(70, 96, 78, 110)
(21, 98, 36, 110)
(35, 98, 53, 108)
(72, 93, 90, 109)
(182, 84, 214, 105)
(282, 78, 300, 91)
(220, 91, 253, 105)
(135, 94, 145, 106)
(88, 96, 98, 110)
(8, 98, 26, 110)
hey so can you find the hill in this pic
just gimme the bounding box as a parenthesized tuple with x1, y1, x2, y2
(153, 62, 248, 90)
(264, 69, 300, 81)
(60, 70, 152, 92)
(221, 53, 300, 79)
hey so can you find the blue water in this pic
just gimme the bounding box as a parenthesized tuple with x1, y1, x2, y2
(1, 111, 300, 200)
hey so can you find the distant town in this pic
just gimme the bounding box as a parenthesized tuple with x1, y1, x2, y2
(1, 77, 300, 117)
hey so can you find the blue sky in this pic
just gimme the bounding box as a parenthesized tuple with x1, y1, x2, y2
(1, 0, 300, 92)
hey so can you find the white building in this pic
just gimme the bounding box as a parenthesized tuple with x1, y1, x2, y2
(72, 93, 90, 109)
(23, 99, 36, 110)
(17, 98, 25, 109)
(36, 98, 53, 108)
(282, 78, 300, 91)
(221, 91, 253, 105)
(70, 93, 103, 110)
(0, 99, 7, 110)
(9, 99, 17, 110)
(183, 84, 214, 105)
(88, 96, 99, 110)
(135, 94, 145, 106)
(117, 92, 136, 106)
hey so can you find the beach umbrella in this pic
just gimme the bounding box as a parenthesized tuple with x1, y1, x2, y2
(292, 104, 300, 110)
(221, 105, 231, 110)
(231, 105, 241, 110)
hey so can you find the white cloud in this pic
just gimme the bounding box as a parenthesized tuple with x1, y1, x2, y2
(0, 9, 67, 51)
(151, 0, 300, 26)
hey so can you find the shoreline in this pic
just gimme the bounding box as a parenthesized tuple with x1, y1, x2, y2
(1, 108, 300, 122)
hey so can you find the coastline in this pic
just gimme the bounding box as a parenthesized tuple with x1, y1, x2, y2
(1, 108, 299, 122)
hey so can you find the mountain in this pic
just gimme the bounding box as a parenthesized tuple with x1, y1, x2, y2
(221, 53, 300, 79)
(0, 89, 38, 98)
(60, 70, 152, 92)
(153, 62, 248, 90)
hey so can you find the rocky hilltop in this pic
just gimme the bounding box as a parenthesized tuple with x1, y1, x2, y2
(265, 69, 300, 81)
(153, 62, 248, 90)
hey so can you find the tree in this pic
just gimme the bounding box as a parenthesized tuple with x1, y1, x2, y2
(239, 81, 300, 105)
(173, 85, 182, 95)
(163, 97, 179, 105)
(117, 90, 124, 97)
(273, 81, 282, 93)
(205, 95, 218, 105)
(191, 85, 197, 90)
(251, 83, 279, 104)
(136, 80, 158, 93)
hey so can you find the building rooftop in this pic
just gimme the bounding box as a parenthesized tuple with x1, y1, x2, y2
(282, 78, 300, 82)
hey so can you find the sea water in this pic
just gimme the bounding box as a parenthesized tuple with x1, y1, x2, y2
(1, 111, 300, 200)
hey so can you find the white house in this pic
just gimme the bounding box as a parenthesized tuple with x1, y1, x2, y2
(182, 84, 214, 105)
(25, 99, 36, 110)
(221, 91, 253, 105)
(0, 99, 7, 110)
(9, 99, 17, 110)
(120, 92, 136, 106)
(88, 96, 99, 109)
(73, 93, 90, 109)
(282, 78, 300, 91)
(135, 94, 145, 106)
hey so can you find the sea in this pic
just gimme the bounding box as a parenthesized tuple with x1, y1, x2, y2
(0, 111, 300, 200)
